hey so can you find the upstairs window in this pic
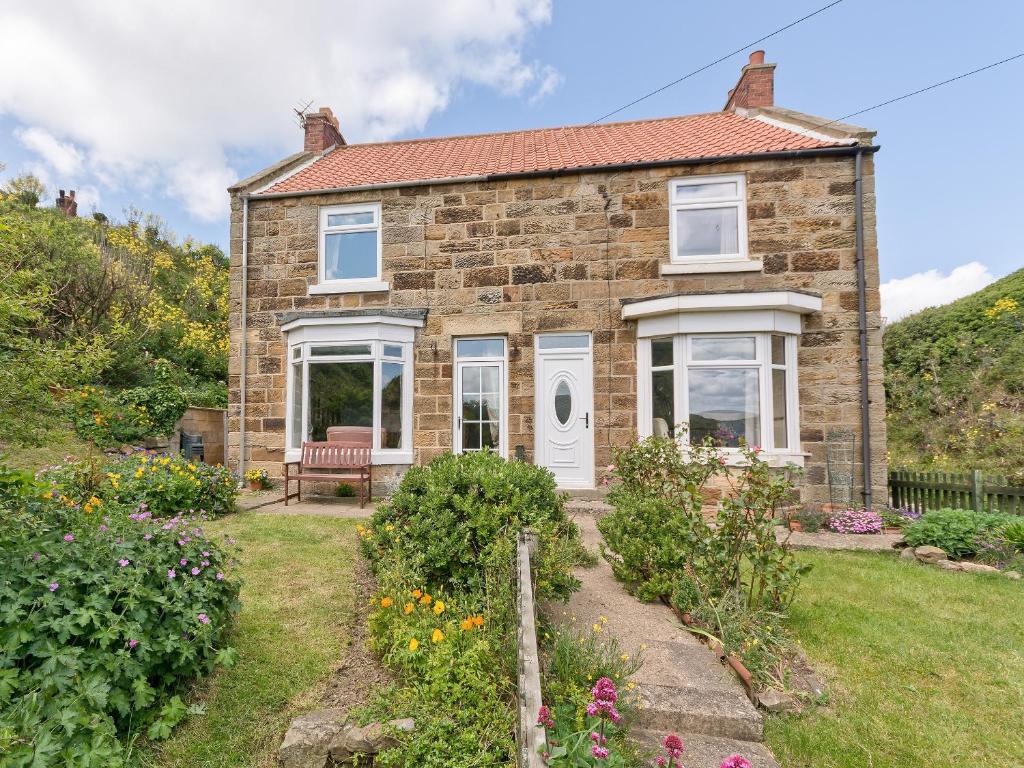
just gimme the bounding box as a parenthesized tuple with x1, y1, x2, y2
(318, 203, 381, 285)
(668, 174, 747, 263)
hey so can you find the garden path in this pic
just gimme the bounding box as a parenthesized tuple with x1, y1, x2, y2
(776, 527, 903, 551)
(546, 501, 781, 768)
(237, 492, 376, 518)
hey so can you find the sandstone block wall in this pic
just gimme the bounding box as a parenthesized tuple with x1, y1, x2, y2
(227, 153, 887, 502)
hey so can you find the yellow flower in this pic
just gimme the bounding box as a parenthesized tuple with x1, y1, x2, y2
(403, 603, 415, 615)
(380, 597, 393, 609)
(431, 628, 445, 644)
(384, 524, 395, 532)
(408, 638, 419, 652)
(621, 654, 629, 662)
(419, 594, 432, 605)
(433, 601, 445, 615)
(88, 496, 102, 507)
(592, 623, 603, 633)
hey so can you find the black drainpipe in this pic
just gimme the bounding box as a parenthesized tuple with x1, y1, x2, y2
(854, 148, 873, 509)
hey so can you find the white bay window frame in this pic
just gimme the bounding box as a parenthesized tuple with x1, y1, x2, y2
(312, 202, 389, 294)
(282, 316, 418, 464)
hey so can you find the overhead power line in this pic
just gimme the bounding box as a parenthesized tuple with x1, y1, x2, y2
(587, 0, 846, 125)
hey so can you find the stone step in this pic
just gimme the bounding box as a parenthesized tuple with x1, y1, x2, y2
(636, 682, 763, 742)
(565, 497, 612, 517)
(630, 729, 780, 768)
(632, 642, 744, 691)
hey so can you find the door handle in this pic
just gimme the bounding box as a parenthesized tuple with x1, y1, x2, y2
(582, 412, 589, 428)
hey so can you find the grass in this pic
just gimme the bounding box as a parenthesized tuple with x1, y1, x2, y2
(0, 429, 97, 472)
(766, 550, 1024, 767)
(139, 512, 359, 768)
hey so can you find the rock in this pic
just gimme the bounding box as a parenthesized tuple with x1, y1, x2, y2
(328, 718, 415, 762)
(934, 559, 962, 571)
(900, 547, 917, 560)
(1003, 570, 1022, 580)
(914, 546, 948, 563)
(957, 561, 1000, 575)
(756, 689, 801, 713)
(279, 708, 347, 768)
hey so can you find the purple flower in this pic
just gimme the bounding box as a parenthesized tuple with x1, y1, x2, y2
(48, 581, 59, 592)
(128, 639, 139, 649)
(63, 534, 74, 542)
(190, 567, 201, 576)
(216, 572, 225, 580)
(118, 559, 130, 567)
(143, 534, 153, 541)
(202, 551, 210, 557)
(168, 569, 176, 580)
(99, 524, 108, 532)
(197, 613, 210, 625)
(591, 745, 609, 760)
(720, 757, 752, 768)
(180, 559, 188, 566)
(31, 552, 41, 561)
(201, 560, 210, 567)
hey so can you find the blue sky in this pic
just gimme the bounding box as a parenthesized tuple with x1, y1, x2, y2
(1, 1, 1022, 319)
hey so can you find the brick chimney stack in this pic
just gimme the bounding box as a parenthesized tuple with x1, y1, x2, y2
(303, 107, 346, 153)
(56, 189, 78, 217)
(724, 50, 776, 111)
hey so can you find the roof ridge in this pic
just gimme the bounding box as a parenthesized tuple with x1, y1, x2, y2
(334, 110, 740, 151)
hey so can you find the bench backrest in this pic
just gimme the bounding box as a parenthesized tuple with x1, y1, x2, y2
(301, 441, 371, 469)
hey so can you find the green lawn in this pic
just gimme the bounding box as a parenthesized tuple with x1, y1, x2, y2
(140, 512, 359, 768)
(766, 551, 1024, 767)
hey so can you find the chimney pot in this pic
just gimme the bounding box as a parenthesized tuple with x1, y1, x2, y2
(724, 50, 775, 111)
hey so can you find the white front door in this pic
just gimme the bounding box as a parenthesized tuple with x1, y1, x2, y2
(535, 334, 594, 488)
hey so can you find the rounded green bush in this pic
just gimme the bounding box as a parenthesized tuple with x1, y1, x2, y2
(903, 508, 1012, 558)
(363, 450, 583, 599)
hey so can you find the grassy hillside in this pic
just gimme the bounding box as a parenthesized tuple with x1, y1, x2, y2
(0, 190, 229, 466)
(884, 267, 1024, 480)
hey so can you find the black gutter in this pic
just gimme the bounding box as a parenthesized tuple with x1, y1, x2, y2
(854, 148, 873, 510)
(248, 145, 880, 200)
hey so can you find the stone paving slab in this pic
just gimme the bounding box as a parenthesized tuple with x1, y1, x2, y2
(776, 526, 903, 551)
(242, 495, 376, 519)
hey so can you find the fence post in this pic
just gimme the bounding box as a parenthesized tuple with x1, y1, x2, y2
(972, 470, 984, 514)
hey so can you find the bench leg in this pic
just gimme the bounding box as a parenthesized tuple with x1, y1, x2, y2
(297, 479, 301, 504)
(368, 465, 373, 503)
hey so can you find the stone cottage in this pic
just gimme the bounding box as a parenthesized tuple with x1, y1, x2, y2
(227, 51, 887, 504)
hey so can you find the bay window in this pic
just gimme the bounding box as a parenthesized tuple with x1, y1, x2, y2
(640, 333, 797, 455)
(283, 314, 420, 464)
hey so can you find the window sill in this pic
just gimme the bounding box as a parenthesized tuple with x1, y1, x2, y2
(720, 451, 806, 468)
(308, 280, 390, 295)
(661, 259, 762, 275)
(285, 448, 413, 465)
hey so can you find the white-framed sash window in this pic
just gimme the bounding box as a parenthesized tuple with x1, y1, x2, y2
(453, 337, 508, 458)
(668, 174, 748, 265)
(313, 202, 388, 293)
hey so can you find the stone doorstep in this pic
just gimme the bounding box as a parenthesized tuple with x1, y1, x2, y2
(630, 730, 780, 768)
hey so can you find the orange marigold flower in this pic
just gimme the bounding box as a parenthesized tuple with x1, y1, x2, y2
(380, 597, 393, 609)
(460, 617, 475, 632)
(411, 589, 422, 599)
(419, 594, 432, 605)
(472, 615, 484, 627)
(408, 638, 419, 652)
(403, 603, 414, 615)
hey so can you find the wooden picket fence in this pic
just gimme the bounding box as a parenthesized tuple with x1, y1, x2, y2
(889, 470, 1024, 515)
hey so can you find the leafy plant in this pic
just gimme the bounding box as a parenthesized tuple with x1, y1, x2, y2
(0, 487, 241, 767)
(792, 504, 828, 533)
(362, 450, 585, 600)
(335, 481, 356, 498)
(1001, 519, 1024, 552)
(903, 508, 1013, 558)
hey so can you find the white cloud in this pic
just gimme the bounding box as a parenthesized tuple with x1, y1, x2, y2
(0, 1, 558, 221)
(881, 261, 996, 322)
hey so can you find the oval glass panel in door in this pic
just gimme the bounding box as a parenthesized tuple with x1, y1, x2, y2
(554, 379, 573, 425)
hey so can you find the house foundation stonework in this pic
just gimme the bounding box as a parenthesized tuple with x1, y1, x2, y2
(226, 54, 887, 503)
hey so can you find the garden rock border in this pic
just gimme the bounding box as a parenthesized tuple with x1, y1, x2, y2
(279, 712, 414, 768)
(903, 546, 1018, 578)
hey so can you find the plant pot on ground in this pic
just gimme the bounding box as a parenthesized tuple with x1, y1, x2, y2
(789, 519, 803, 532)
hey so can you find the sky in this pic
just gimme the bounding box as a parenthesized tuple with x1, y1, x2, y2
(1, 0, 1022, 322)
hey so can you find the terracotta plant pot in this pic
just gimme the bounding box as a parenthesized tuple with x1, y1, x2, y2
(788, 520, 803, 532)
(882, 526, 901, 535)
(248, 481, 262, 491)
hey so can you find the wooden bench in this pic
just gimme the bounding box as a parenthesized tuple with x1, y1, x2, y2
(284, 441, 372, 507)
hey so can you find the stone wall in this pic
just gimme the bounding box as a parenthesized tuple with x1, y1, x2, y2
(227, 153, 887, 502)
(175, 406, 226, 466)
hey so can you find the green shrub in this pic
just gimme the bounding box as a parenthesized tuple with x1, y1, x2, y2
(903, 508, 1012, 558)
(42, 452, 237, 518)
(117, 362, 188, 437)
(1002, 519, 1024, 552)
(0, 490, 241, 766)
(363, 450, 584, 600)
(67, 385, 153, 447)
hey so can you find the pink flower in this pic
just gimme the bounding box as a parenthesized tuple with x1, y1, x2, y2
(663, 734, 684, 759)
(536, 705, 555, 728)
(48, 581, 59, 592)
(202, 551, 210, 557)
(180, 559, 188, 566)
(216, 572, 225, 580)
(197, 613, 210, 625)
(720, 757, 752, 768)
(63, 534, 74, 542)
(99, 524, 108, 532)
(128, 639, 139, 649)
(190, 567, 201, 576)
(592, 745, 609, 760)
(118, 559, 130, 567)
(591, 677, 618, 704)
(167, 569, 176, 580)
(655, 758, 667, 767)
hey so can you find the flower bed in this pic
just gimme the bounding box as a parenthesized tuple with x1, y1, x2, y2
(356, 450, 587, 766)
(827, 507, 883, 534)
(0, 472, 240, 766)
